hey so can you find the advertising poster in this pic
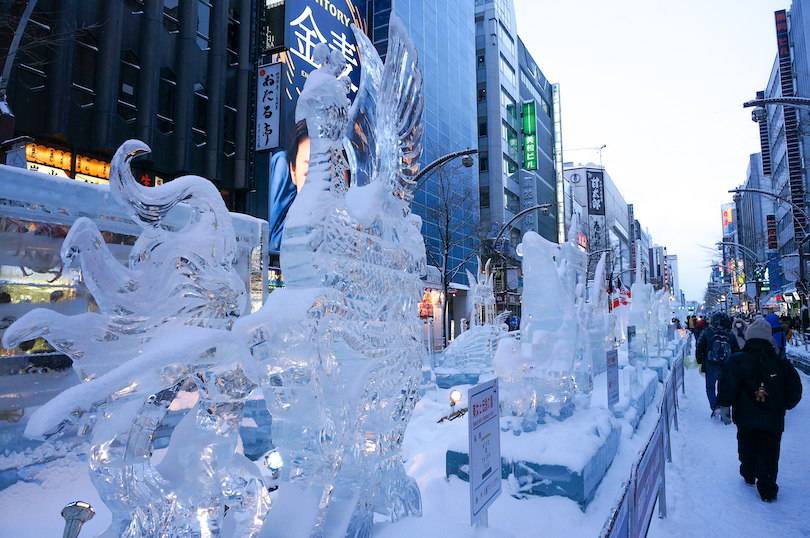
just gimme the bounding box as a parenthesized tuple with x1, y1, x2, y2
(267, 0, 368, 251)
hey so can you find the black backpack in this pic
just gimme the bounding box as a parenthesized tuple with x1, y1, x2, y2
(750, 348, 789, 410)
(708, 331, 732, 364)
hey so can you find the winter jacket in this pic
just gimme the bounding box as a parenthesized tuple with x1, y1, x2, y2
(717, 338, 803, 432)
(731, 319, 748, 350)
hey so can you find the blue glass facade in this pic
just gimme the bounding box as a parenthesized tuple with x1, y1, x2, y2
(369, 0, 479, 286)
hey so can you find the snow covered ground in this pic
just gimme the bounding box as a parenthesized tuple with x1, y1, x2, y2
(2, 345, 808, 537)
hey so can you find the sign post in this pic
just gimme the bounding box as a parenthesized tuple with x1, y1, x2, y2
(468, 378, 501, 527)
(606, 349, 620, 413)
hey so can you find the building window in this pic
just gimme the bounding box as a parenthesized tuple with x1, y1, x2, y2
(501, 88, 516, 122)
(164, 0, 179, 33)
(502, 155, 517, 175)
(158, 67, 176, 134)
(227, 6, 240, 66)
(500, 55, 515, 86)
(118, 50, 140, 122)
(224, 101, 236, 157)
(480, 186, 490, 208)
(197, 0, 212, 50)
(72, 31, 98, 108)
(193, 82, 208, 146)
(510, 227, 521, 249)
(477, 53, 485, 70)
(478, 119, 487, 138)
(17, 9, 51, 91)
(479, 155, 489, 172)
(478, 86, 487, 103)
(505, 188, 519, 214)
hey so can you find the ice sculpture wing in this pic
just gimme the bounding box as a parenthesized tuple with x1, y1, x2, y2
(348, 15, 424, 204)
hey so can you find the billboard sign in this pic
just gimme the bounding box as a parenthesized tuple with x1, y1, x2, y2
(266, 0, 368, 251)
(721, 204, 734, 237)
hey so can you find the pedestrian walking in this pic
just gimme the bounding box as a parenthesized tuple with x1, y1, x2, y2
(731, 317, 748, 350)
(765, 313, 787, 358)
(696, 312, 740, 416)
(716, 318, 803, 502)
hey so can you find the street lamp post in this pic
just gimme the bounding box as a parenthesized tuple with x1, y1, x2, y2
(413, 148, 477, 351)
(490, 203, 552, 314)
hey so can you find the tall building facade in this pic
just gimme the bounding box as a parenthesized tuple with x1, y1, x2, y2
(367, 0, 478, 341)
(750, 3, 810, 290)
(1, 0, 256, 209)
(474, 0, 561, 317)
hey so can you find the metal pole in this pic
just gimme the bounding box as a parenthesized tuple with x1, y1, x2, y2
(61, 501, 94, 538)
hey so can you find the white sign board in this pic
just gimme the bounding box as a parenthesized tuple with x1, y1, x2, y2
(468, 378, 501, 525)
(606, 349, 620, 408)
(255, 62, 282, 151)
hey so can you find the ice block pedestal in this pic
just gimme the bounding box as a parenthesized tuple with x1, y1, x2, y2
(445, 406, 620, 508)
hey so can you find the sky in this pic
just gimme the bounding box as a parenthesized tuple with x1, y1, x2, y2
(513, 0, 791, 302)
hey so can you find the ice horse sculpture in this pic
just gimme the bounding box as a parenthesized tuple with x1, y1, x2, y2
(586, 252, 616, 375)
(236, 17, 425, 538)
(494, 230, 593, 428)
(2, 141, 271, 536)
(433, 258, 507, 382)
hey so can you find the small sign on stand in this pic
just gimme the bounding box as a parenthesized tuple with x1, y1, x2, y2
(607, 349, 620, 412)
(468, 378, 501, 527)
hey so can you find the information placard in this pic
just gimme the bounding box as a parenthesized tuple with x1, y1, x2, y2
(468, 378, 501, 525)
(606, 349, 620, 408)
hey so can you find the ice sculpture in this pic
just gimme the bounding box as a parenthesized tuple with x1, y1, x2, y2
(2, 141, 270, 537)
(236, 16, 425, 537)
(586, 253, 616, 375)
(434, 258, 507, 380)
(494, 230, 593, 429)
(627, 243, 653, 367)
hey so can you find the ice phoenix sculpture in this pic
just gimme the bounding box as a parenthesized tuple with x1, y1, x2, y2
(3, 141, 271, 537)
(494, 230, 594, 429)
(236, 16, 425, 538)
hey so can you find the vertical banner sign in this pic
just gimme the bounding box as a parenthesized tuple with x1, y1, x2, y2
(775, 10, 807, 238)
(606, 349, 620, 409)
(255, 62, 282, 151)
(628, 203, 636, 275)
(262, 1, 286, 54)
(468, 378, 501, 525)
(587, 170, 606, 260)
(634, 419, 663, 538)
(767, 214, 778, 250)
(522, 101, 537, 170)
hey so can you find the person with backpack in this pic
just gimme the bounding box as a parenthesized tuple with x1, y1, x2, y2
(731, 317, 748, 350)
(716, 318, 802, 502)
(696, 312, 740, 417)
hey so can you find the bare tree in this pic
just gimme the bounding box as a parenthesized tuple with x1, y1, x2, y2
(417, 150, 482, 347)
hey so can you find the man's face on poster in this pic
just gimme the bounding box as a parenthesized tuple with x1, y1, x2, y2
(290, 137, 310, 193)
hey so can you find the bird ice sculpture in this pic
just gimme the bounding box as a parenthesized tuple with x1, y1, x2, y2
(235, 16, 425, 538)
(494, 230, 594, 428)
(435, 258, 507, 377)
(2, 141, 270, 537)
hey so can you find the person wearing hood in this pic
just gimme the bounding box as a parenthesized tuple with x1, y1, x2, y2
(731, 318, 748, 350)
(765, 313, 787, 358)
(696, 312, 741, 415)
(716, 318, 802, 502)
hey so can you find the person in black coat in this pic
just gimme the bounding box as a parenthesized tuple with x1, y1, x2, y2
(696, 312, 740, 414)
(716, 318, 803, 502)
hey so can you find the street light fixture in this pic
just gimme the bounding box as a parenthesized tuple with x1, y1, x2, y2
(412, 147, 477, 194)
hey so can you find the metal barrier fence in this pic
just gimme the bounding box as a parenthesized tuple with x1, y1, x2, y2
(600, 334, 690, 538)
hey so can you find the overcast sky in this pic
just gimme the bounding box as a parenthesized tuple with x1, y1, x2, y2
(513, 0, 790, 302)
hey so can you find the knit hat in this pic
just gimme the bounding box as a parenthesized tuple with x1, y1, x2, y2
(746, 318, 774, 341)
